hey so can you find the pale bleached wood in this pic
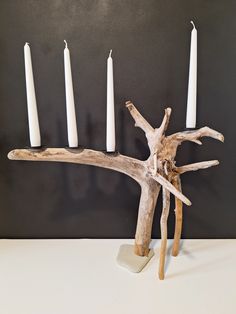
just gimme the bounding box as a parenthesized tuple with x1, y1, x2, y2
(8, 148, 188, 205)
(8, 148, 145, 184)
(126, 101, 172, 157)
(175, 160, 219, 174)
(171, 175, 183, 257)
(151, 172, 191, 206)
(159, 187, 170, 280)
(8, 101, 224, 279)
(125, 101, 154, 134)
(158, 107, 172, 136)
(134, 180, 160, 256)
(159, 127, 224, 161)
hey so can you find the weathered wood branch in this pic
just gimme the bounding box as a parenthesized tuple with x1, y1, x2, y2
(125, 101, 154, 134)
(159, 187, 170, 280)
(175, 160, 219, 174)
(158, 107, 172, 136)
(169, 127, 224, 143)
(126, 101, 172, 156)
(8, 148, 145, 183)
(8, 147, 191, 204)
(159, 127, 224, 161)
(8, 101, 224, 280)
(134, 180, 160, 256)
(171, 175, 183, 257)
(151, 172, 191, 206)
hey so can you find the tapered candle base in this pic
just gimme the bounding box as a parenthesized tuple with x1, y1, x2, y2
(103, 150, 119, 157)
(65, 146, 84, 153)
(185, 127, 197, 131)
(26, 145, 45, 152)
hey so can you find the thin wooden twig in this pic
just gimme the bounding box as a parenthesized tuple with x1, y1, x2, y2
(125, 101, 154, 134)
(151, 172, 191, 206)
(159, 187, 170, 280)
(175, 160, 219, 174)
(171, 175, 183, 257)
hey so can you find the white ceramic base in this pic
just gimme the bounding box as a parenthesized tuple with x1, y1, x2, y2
(116, 244, 154, 273)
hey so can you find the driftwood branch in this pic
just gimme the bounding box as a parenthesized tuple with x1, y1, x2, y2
(126, 101, 172, 157)
(158, 107, 172, 136)
(175, 160, 219, 174)
(8, 148, 145, 184)
(159, 127, 224, 162)
(159, 187, 170, 280)
(8, 148, 191, 205)
(171, 175, 183, 257)
(151, 172, 191, 206)
(125, 101, 154, 134)
(171, 127, 224, 143)
(8, 101, 224, 280)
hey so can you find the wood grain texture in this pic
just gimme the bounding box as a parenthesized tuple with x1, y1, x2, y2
(171, 175, 183, 258)
(8, 101, 224, 279)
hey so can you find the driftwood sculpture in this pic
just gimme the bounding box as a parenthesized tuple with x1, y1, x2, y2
(8, 101, 224, 279)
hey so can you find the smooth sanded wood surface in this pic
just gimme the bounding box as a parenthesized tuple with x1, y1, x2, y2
(0, 239, 235, 314)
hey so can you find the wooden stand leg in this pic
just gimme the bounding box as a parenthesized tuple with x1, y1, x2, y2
(172, 175, 183, 257)
(134, 181, 160, 256)
(158, 187, 170, 280)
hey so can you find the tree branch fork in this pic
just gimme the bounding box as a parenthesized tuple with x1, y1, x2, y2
(8, 101, 224, 279)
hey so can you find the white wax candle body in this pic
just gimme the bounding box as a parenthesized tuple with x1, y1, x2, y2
(64, 41, 78, 148)
(24, 43, 41, 147)
(186, 21, 197, 128)
(106, 50, 116, 152)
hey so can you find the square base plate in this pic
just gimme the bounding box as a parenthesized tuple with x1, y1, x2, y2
(116, 244, 154, 273)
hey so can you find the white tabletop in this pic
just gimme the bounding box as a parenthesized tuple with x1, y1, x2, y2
(0, 239, 235, 314)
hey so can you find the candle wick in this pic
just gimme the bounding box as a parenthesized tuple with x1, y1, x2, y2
(25, 42, 30, 46)
(109, 49, 112, 57)
(64, 40, 68, 48)
(190, 21, 196, 29)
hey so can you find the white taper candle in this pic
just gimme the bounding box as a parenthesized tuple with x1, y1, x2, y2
(24, 42, 41, 147)
(186, 21, 197, 128)
(106, 50, 116, 152)
(64, 40, 78, 148)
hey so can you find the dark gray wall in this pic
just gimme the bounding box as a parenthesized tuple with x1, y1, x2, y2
(0, 0, 234, 238)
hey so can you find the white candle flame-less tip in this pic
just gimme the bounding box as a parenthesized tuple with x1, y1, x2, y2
(64, 40, 68, 48)
(109, 49, 112, 58)
(190, 21, 196, 29)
